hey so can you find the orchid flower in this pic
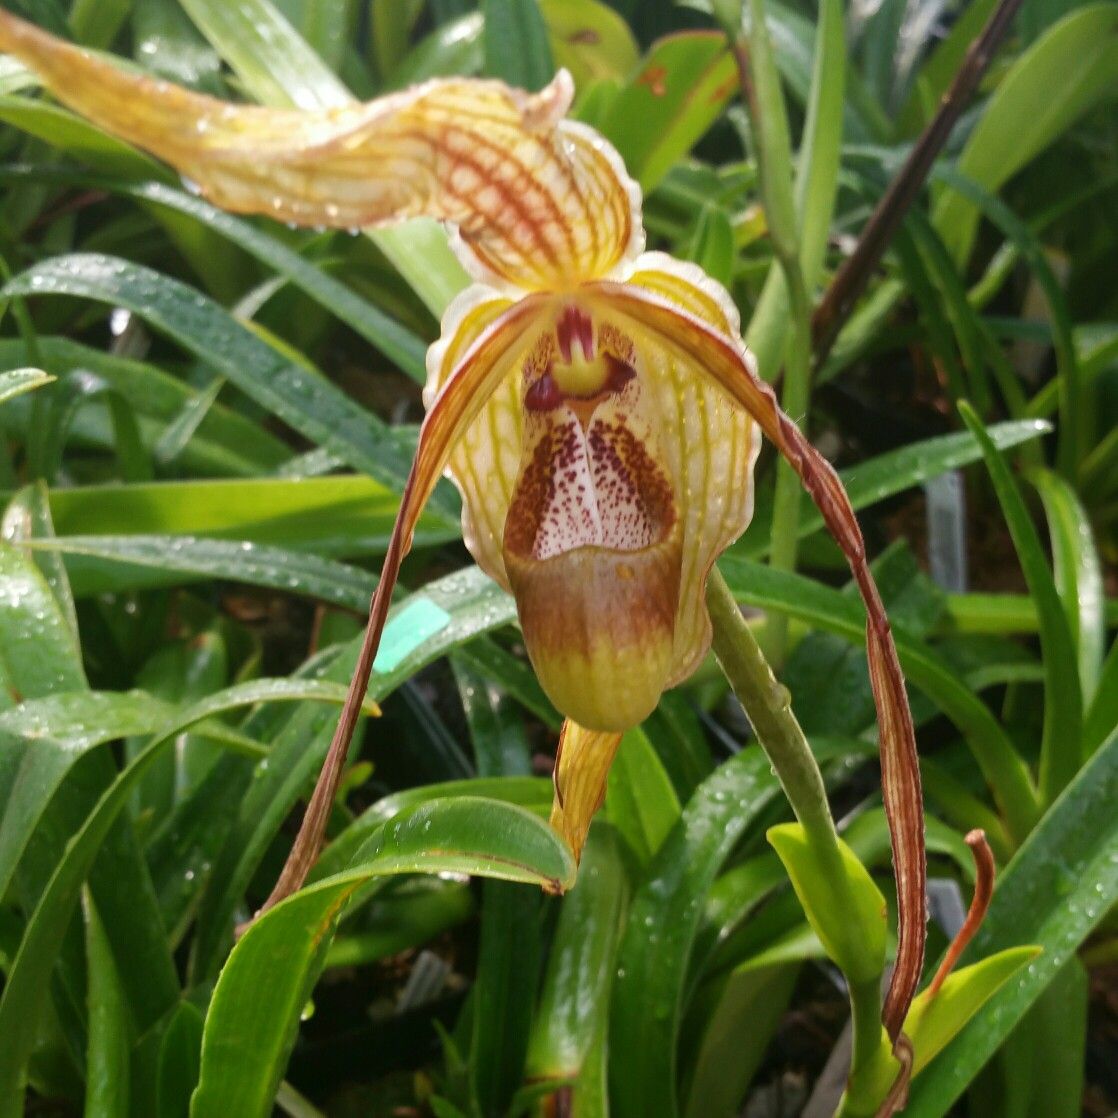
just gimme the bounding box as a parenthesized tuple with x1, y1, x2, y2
(0, 10, 925, 1040)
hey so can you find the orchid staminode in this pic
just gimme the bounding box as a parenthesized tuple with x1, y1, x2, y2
(0, 10, 924, 1034)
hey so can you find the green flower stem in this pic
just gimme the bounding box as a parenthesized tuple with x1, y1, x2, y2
(709, 567, 902, 1114)
(706, 567, 840, 868)
(840, 978, 899, 1117)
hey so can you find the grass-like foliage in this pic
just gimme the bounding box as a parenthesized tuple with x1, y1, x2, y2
(0, 1, 1115, 1116)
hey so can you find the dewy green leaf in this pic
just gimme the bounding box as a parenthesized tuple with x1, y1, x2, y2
(190, 568, 521, 981)
(610, 750, 782, 1118)
(525, 824, 629, 1109)
(1029, 468, 1106, 707)
(0, 367, 52, 405)
(905, 727, 1118, 1116)
(0, 167, 428, 382)
(0, 542, 86, 703)
(3, 256, 443, 505)
(190, 799, 573, 1118)
(0, 677, 381, 1117)
(81, 891, 131, 1118)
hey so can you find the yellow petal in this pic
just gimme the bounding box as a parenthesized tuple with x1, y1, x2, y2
(425, 286, 521, 588)
(0, 10, 640, 288)
(594, 272, 927, 1040)
(619, 254, 761, 685)
(548, 720, 623, 870)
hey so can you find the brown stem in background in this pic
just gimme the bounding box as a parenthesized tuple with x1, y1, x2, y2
(810, 0, 1027, 365)
(927, 829, 996, 997)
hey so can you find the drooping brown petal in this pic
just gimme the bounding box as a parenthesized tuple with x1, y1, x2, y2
(0, 10, 641, 288)
(598, 276, 926, 1041)
(255, 294, 549, 917)
(548, 720, 623, 869)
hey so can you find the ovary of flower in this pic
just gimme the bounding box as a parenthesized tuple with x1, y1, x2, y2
(0, 15, 921, 1027)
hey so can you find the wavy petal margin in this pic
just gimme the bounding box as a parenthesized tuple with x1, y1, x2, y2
(598, 278, 927, 1041)
(0, 11, 640, 288)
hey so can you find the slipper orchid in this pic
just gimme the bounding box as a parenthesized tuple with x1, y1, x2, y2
(0, 10, 924, 1036)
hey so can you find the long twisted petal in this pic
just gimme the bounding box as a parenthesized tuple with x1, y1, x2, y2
(256, 295, 548, 915)
(0, 11, 640, 287)
(598, 278, 926, 1041)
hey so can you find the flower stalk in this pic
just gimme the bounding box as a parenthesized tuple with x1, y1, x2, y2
(706, 567, 839, 863)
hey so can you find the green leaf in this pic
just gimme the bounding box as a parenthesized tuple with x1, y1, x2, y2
(525, 824, 628, 1107)
(82, 892, 131, 1118)
(934, 4, 1118, 265)
(0, 367, 53, 405)
(958, 402, 1082, 804)
(32, 478, 453, 562)
(483, 0, 555, 91)
(1084, 634, 1118, 756)
(538, 0, 639, 87)
(609, 750, 782, 1118)
(190, 568, 520, 981)
(595, 32, 737, 191)
(1029, 468, 1105, 706)
(0, 167, 428, 382)
(323, 880, 475, 968)
(905, 947, 1039, 1079)
(737, 419, 1052, 559)
(190, 799, 573, 1118)
(904, 727, 1118, 1116)
(0, 690, 171, 902)
(682, 964, 798, 1118)
(0, 677, 378, 1117)
(391, 12, 485, 86)
(4, 256, 437, 503)
(157, 1002, 204, 1118)
(2, 482, 78, 641)
(0, 542, 86, 704)
(766, 823, 886, 985)
(605, 726, 680, 865)
(311, 775, 550, 884)
(0, 336, 291, 477)
(683, 204, 735, 289)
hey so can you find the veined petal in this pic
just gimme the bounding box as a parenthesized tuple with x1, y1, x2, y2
(594, 274, 927, 1043)
(425, 286, 521, 588)
(0, 11, 641, 288)
(549, 720, 623, 869)
(615, 254, 760, 684)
